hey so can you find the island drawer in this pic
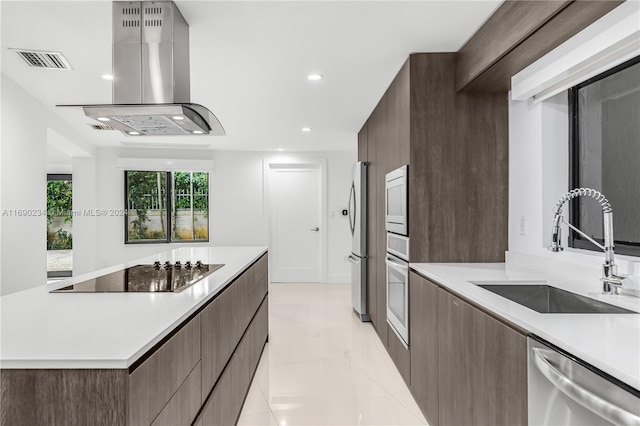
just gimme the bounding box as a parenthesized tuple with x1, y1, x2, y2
(150, 362, 202, 426)
(129, 315, 201, 426)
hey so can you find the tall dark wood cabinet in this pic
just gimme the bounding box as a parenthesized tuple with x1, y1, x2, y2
(357, 52, 510, 422)
(366, 92, 386, 345)
(357, 53, 508, 347)
(359, 121, 379, 332)
(408, 53, 508, 263)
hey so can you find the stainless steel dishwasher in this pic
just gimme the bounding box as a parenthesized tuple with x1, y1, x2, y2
(528, 336, 640, 426)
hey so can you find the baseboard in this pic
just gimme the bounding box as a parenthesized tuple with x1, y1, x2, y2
(327, 274, 350, 283)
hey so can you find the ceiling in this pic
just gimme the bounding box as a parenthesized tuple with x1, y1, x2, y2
(1, 1, 502, 154)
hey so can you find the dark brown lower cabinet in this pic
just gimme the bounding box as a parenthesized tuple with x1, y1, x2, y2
(0, 253, 269, 426)
(408, 272, 439, 426)
(129, 315, 202, 425)
(199, 297, 269, 426)
(151, 362, 202, 426)
(387, 326, 411, 385)
(407, 273, 527, 426)
(438, 288, 527, 426)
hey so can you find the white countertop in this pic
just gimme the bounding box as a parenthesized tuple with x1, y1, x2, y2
(0, 246, 267, 369)
(410, 262, 640, 391)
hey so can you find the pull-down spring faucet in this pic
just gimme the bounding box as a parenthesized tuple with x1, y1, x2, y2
(549, 188, 630, 294)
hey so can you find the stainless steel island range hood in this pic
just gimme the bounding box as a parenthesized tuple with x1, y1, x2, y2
(63, 1, 224, 137)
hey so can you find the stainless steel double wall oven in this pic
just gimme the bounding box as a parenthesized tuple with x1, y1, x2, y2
(385, 165, 409, 347)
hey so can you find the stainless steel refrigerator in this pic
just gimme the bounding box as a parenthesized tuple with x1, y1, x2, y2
(347, 162, 369, 322)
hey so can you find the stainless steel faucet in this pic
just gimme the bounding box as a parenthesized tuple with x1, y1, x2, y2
(549, 188, 631, 294)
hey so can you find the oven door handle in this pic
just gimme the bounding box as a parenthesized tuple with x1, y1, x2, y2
(531, 347, 640, 426)
(385, 255, 408, 271)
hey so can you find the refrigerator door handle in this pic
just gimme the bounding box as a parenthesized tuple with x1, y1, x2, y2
(347, 254, 360, 265)
(348, 182, 356, 236)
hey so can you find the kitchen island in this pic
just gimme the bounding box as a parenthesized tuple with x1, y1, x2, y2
(1, 246, 269, 426)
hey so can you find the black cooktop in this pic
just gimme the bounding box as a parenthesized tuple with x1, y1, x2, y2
(51, 262, 224, 293)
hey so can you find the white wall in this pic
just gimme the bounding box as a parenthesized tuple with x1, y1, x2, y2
(73, 148, 355, 283)
(71, 157, 97, 276)
(0, 73, 93, 295)
(211, 151, 355, 283)
(1, 74, 47, 295)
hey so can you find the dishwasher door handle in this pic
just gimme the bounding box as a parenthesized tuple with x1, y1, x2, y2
(531, 347, 640, 426)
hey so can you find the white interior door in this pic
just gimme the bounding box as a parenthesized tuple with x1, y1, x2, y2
(269, 166, 321, 282)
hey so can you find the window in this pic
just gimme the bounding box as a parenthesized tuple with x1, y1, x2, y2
(569, 56, 640, 256)
(125, 171, 209, 243)
(47, 174, 73, 277)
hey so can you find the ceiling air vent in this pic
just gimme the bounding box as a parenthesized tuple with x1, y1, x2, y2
(88, 124, 116, 131)
(12, 49, 72, 70)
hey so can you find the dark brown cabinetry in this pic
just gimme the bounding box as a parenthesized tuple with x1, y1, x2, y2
(198, 254, 268, 426)
(407, 54, 508, 263)
(407, 272, 527, 426)
(151, 363, 202, 426)
(129, 315, 202, 426)
(369, 92, 391, 347)
(361, 60, 411, 349)
(438, 287, 527, 426)
(408, 271, 439, 426)
(456, 0, 622, 92)
(408, 272, 527, 426)
(0, 253, 269, 426)
(358, 53, 508, 365)
(200, 297, 269, 426)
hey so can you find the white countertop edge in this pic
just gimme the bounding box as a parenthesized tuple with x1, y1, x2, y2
(0, 247, 268, 370)
(409, 262, 640, 391)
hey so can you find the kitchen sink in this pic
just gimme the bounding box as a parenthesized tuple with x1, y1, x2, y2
(473, 283, 637, 314)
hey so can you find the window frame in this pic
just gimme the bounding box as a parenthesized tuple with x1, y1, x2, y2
(47, 173, 73, 278)
(124, 170, 210, 244)
(568, 55, 640, 257)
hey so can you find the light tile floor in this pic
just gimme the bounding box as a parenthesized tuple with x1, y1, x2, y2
(238, 282, 428, 426)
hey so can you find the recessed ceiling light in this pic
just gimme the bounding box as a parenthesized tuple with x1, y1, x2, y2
(277, 148, 284, 152)
(96, 117, 110, 122)
(102, 74, 113, 80)
(192, 130, 204, 134)
(127, 131, 140, 135)
(307, 74, 323, 81)
(301, 127, 312, 132)
(172, 116, 185, 120)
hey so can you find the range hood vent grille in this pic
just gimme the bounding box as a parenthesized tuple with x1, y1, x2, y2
(88, 124, 116, 131)
(13, 49, 71, 70)
(122, 5, 140, 27)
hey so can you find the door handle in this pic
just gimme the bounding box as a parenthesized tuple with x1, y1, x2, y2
(531, 347, 640, 425)
(385, 255, 408, 271)
(347, 254, 360, 264)
(310, 227, 319, 232)
(349, 183, 356, 235)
